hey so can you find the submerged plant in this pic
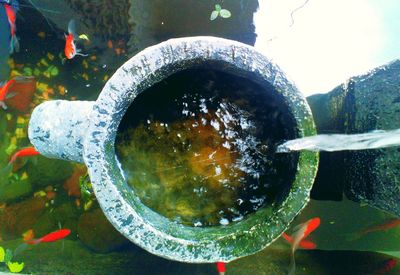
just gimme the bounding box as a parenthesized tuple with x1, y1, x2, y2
(210, 4, 231, 21)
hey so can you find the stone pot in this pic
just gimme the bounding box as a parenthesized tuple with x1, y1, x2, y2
(28, 36, 318, 262)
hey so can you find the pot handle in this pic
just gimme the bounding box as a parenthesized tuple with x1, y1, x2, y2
(28, 100, 95, 163)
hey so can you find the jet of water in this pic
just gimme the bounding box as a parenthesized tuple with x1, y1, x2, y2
(276, 129, 400, 153)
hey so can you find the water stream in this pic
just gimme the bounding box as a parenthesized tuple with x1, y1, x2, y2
(277, 129, 400, 152)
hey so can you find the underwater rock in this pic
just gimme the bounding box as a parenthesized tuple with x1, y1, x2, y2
(308, 59, 400, 217)
(26, 155, 73, 187)
(77, 208, 129, 253)
(0, 178, 32, 203)
(33, 202, 80, 239)
(0, 197, 47, 241)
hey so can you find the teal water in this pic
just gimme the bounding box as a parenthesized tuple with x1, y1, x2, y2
(0, 1, 399, 274)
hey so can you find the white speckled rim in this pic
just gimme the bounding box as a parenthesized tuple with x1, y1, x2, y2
(83, 37, 318, 263)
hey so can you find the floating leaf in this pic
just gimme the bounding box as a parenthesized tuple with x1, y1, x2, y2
(219, 9, 231, 18)
(215, 4, 221, 11)
(6, 261, 24, 273)
(0, 246, 4, 262)
(50, 66, 59, 76)
(5, 248, 13, 263)
(78, 34, 90, 41)
(210, 10, 219, 21)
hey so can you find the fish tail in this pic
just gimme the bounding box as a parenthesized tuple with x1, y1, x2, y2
(288, 251, 296, 275)
(0, 101, 7, 110)
(13, 243, 28, 257)
(9, 35, 20, 54)
(68, 19, 77, 36)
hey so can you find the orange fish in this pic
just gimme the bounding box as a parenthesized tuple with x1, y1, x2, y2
(361, 218, 400, 235)
(288, 217, 320, 275)
(9, 147, 40, 164)
(64, 20, 87, 59)
(215, 262, 226, 275)
(3, 3, 19, 53)
(0, 78, 16, 109)
(347, 218, 400, 241)
(27, 229, 71, 245)
(0, 76, 36, 111)
(282, 232, 316, 249)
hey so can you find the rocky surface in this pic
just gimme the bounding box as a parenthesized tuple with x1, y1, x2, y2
(77, 208, 130, 253)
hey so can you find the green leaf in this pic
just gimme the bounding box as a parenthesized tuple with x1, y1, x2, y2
(5, 248, 13, 263)
(215, 4, 221, 11)
(6, 261, 24, 273)
(0, 246, 5, 262)
(219, 9, 231, 18)
(210, 10, 219, 21)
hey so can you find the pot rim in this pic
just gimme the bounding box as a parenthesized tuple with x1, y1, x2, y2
(83, 36, 318, 263)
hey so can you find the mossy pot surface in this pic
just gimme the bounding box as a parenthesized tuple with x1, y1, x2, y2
(81, 37, 318, 263)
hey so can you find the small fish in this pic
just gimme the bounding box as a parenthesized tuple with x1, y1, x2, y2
(288, 217, 321, 275)
(27, 229, 71, 245)
(347, 218, 400, 241)
(3, 3, 19, 53)
(64, 20, 87, 59)
(0, 76, 35, 110)
(0, 78, 16, 109)
(215, 262, 226, 275)
(9, 147, 40, 164)
(282, 232, 316, 249)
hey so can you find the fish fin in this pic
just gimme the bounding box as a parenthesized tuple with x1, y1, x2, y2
(13, 243, 28, 257)
(0, 101, 7, 110)
(5, 91, 17, 99)
(288, 251, 296, 275)
(75, 52, 88, 57)
(13, 75, 34, 83)
(9, 35, 20, 54)
(67, 19, 77, 36)
(299, 239, 316, 250)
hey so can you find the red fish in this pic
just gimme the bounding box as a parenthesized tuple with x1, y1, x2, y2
(0, 78, 16, 109)
(282, 232, 316, 249)
(347, 218, 400, 241)
(215, 262, 226, 275)
(288, 217, 320, 275)
(3, 3, 19, 53)
(9, 147, 40, 164)
(374, 258, 397, 275)
(361, 218, 400, 235)
(0, 76, 35, 110)
(27, 229, 71, 245)
(64, 20, 87, 59)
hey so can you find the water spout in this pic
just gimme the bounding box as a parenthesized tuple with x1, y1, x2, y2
(277, 129, 400, 153)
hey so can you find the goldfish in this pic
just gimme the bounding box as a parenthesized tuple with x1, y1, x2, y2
(9, 147, 40, 164)
(3, 2, 19, 53)
(27, 229, 71, 245)
(0, 78, 16, 109)
(0, 76, 34, 110)
(281, 232, 316, 249)
(64, 20, 87, 59)
(347, 218, 400, 241)
(287, 217, 320, 275)
(215, 262, 226, 275)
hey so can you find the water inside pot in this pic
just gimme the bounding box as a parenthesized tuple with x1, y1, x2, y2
(115, 68, 298, 226)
